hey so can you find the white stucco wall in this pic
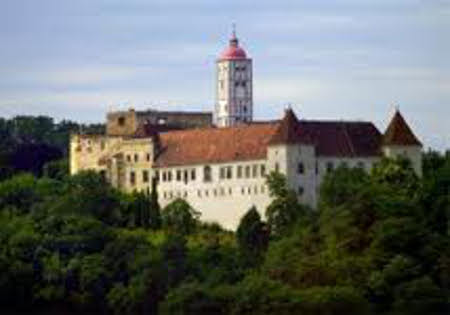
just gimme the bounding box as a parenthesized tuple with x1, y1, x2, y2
(155, 159, 271, 230)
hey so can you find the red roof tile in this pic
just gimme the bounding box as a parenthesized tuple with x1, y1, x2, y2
(154, 123, 279, 167)
(153, 110, 384, 167)
(383, 110, 422, 146)
(268, 109, 303, 145)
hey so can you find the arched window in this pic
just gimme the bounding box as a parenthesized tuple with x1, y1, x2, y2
(204, 165, 212, 182)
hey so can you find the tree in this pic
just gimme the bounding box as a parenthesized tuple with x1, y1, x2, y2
(236, 206, 268, 265)
(149, 177, 162, 230)
(162, 199, 200, 235)
(265, 172, 308, 237)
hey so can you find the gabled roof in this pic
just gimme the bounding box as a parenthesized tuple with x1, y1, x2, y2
(154, 123, 279, 167)
(383, 110, 422, 146)
(298, 120, 382, 157)
(268, 108, 303, 145)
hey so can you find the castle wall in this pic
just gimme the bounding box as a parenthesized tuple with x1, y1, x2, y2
(155, 159, 272, 230)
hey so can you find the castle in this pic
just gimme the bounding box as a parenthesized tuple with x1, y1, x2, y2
(70, 31, 423, 230)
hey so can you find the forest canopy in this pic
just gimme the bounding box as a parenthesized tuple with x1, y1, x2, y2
(0, 115, 448, 315)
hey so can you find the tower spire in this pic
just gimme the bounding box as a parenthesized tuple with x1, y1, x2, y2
(230, 23, 238, 47)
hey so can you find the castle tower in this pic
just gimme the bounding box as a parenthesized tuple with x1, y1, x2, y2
(215, 29, 253, 127)
(382, 109, 423, 176)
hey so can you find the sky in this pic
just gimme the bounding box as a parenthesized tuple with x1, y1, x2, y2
(0, 0, 449, 150)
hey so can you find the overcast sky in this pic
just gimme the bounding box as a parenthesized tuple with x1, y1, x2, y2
(0, 0, 449, 150)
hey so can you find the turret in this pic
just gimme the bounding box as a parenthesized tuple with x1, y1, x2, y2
(382, 110, 422, 175)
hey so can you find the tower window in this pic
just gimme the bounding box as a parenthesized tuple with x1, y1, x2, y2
(118, 117, 125, 126)
(298, 186, 304, 196)
(297, 162, 305, 174)
(130, 171, 136, 185)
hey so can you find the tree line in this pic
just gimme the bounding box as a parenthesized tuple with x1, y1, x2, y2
(0, 115, 448, 314)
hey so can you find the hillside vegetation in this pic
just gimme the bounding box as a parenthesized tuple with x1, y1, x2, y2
(0, 116, 448, 314)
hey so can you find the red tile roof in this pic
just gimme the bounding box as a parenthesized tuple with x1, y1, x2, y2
(154, 123, 279, 167)
(268, 109, 303, 145)
(383, 110, 422, 146)
(153, 110, 385, 167)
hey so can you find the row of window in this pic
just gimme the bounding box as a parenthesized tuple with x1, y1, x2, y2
(126, 153, 151, 163)
(129, 170, 149, 185)
(128, 160, 369, 186)
(162, 185, 267, 200)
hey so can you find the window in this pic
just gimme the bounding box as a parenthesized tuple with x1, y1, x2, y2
(130, 171, 136, 185)
(184, 170, 188, 184)
(191, 169, 196, 181)
(142, 170, 149, 183)
(241, 187, 245, 195)
(252, 165, 258, 178)
(237, 166, 243, 178)
(220, 167, 225, 179)
(261, 185, 265, 194)
(167, 171, 172, 182)
(99, 170, 106, 180)
(341, 161, 348, 168)
(245, 166, 251, 178)
(118, 117, 125, 126)
(297, 162, 305, 174)
(134, 154, 139, 162)
(146, 153, 150, 161)
(275, 163, 280, 172)
(204, 166, 212, 182)
(127, 155, 131, 162)
(162, 172, 167, 182)
(357, 161, 365, 169)
(298, 186, 304, 195)
(229, 187, 232, 195)
(315, 161, 319, 175)
(205, 190, 209, 197)
(243, 106, 247, 113)
(197, 190, 202, 197)
(226, 166, 232, 179)
(261, 164, 266, 176)
(155, 170, 160, 181)
(176, 170, 181, 181)
(326, 162, 334, 173)
(100, 141, 105, 150)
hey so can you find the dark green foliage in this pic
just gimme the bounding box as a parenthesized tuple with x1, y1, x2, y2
(265, 171, 310, 237)
(162, 198, 200, 235)
(236, 206, 269, 265)
(0, 138, 448, 314)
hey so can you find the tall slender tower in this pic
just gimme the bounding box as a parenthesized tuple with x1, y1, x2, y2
(215, 29, 253, 127)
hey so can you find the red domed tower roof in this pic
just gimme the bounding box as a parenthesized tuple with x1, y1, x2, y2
(219, 31, 248, 60)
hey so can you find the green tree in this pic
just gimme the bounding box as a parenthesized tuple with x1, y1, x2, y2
(162, 199, 200, 235)
(265, 171, 308, 237)
(236, 206, 268, 265)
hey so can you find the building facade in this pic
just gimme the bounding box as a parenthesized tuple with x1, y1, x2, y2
(70, 32, 423, 230)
